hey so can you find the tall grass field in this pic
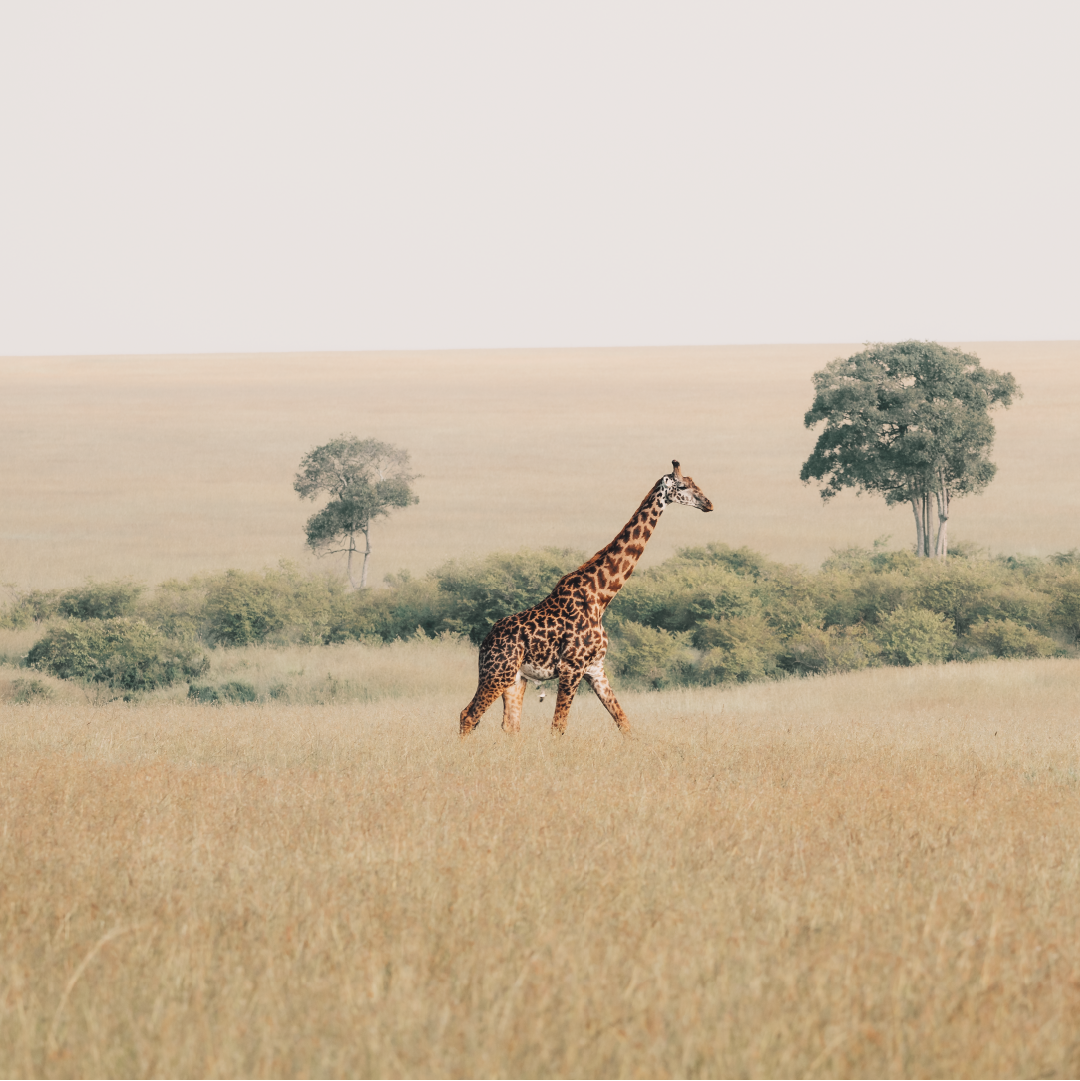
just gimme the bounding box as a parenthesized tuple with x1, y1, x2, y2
(2, 344, 1080, 1078)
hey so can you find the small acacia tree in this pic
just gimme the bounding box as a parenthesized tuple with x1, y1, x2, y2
(294, 436, 419, 588)
(800, 341, 1019, 559)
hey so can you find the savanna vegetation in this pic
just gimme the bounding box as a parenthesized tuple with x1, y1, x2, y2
(3, 344, 1080, 1079)
(2, 536, 1079, 703)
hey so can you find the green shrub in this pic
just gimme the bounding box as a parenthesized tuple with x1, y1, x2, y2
(609, 562, 756, 632)
(188, 680, 257, 703)
(782, 624, 878, 675)
(691, 612, 782, 684)
(9, 678, 55, 703)
(28, 618, 208, 691)
(1047, 573, 1080, 644)
(201, 566, 343, 646)
(204, 569, 291, 646)
(607, 621, 693, 688)
(432, 548, 585, 644)
(874, 607, 955, 666)
(957, 619, 1057, 660)
(325, 573, 451, 644)
(57, 579, 143, 620)
(671, 542, 772, 578)
(140, 578, 211, 643)
(1, 588, 62, 628)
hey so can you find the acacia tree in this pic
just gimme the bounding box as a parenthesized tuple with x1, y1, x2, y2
(800, 342, 1019, 559)
(294, 436, 419, 588)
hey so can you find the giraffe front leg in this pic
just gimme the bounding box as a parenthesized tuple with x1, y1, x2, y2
(551, 667, 585, 735)
(584, 663, 631, 736)
(501, 676, 528, 733)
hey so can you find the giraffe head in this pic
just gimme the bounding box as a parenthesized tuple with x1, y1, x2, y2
(663, 460, 714, 511)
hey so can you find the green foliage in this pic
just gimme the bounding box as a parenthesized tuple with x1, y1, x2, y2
(324, 572, 451, 644)
(432, 548, 586, 645)
(782, 624, 878, 676)
(10, 538, 1080, 694)
(140, 578, 211, 643)
(874, 607, 955, 666)
(606, 622, 693, 688)
(57, 579, 143, 620)
(0, 588, 61, 627)
(294, 436, 419, 587)
(204, 570, 291, 646)
(28, 618, 208, 691)
(203, 565, 343, 646)
(1047, 573, 1080, 644)
(188, 680, 258, 703)
(957, 619, 1057, 660)
(691, 612, 782, 684)
(801, 341, 1018, 556)
(9, 678, 55, 703)
(2, 579, 142, 627)
(609, 561, 757, 633)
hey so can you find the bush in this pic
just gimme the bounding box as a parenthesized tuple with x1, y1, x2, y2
(1048, 573, 1080, 645)
(873, 607, 955, 667)
(188, 680, 258, 703)
(957, 619, 1057, 660)
(28, 618, 208, 691)
(57, 579, 144, 620)
(690, 612, 782, 684)
(782, 624, 878, 675)
(202, 565, 345, 646)
(140, 578, 211, 643)
(203, 569, 293, 646)
(9, 678, 55, 703)
(609, 562, 756, 632)
(324, 573, 451, 644)
(0, 588, 62, 628)
(433, 548, 585, 644)
(607, 621, 693, 688)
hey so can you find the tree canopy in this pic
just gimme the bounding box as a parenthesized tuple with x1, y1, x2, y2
(800, 341, 1019, 559)
(294, 436, 419, 587)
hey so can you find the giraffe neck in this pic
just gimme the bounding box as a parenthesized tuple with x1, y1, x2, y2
(572, 481, 668, 610)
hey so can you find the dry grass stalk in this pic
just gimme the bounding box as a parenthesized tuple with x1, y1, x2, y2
(3, 657, 1080, 1078)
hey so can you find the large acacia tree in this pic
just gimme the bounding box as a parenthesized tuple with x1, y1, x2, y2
(800, 341, 1019, 559)
(294, 436, 419, 588)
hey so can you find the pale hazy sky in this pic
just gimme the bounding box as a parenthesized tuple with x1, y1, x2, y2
(1, 0, 1077, 356)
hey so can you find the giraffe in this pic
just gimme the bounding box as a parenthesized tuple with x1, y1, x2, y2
(459, 461, 714, 737)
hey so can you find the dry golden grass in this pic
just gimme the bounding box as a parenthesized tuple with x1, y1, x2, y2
(175, 634, 480, 705)
(0, 632, 478, 709)
(2, 342, 1077, 590)
(3, 657, 1080, 1079)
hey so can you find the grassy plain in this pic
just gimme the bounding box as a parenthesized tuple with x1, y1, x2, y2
(3, 343, 1080, 1078)
(1, 342, 1078, 590)
(3, 657, 1080, 1078)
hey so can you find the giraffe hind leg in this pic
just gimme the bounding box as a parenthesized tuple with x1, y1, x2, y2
(501, 676, 528, 733)
(584, 664, 631, 736)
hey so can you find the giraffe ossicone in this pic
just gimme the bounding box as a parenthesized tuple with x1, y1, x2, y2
(458, 460, 714, 737)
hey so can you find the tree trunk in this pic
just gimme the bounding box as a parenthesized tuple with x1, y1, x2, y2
(345, 535, 359, 590)
(934, 480, 950, 560)
(359, 530, 372, 588)
(910, 496, 925, 557)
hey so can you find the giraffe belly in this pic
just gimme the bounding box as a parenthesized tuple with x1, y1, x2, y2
(520, 662, 557, 682)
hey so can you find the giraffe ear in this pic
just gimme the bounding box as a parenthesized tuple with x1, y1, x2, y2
(671, 460, 683, 481)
